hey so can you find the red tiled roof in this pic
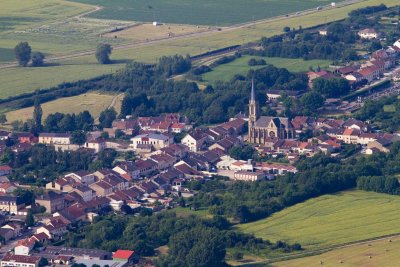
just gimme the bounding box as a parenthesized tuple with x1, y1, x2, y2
(113, 250, 135, 259)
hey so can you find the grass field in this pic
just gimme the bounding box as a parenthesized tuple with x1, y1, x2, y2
(0, 0, 398, 99)
(4, 92, 123, 123)
(71, 0, 344, 26)
(103, 23, 209, 42)
(202, 56, 331, 83)
(272, 236, 400, 267)
(238, 191, 400, 250)
(0, 0, 131, 61)
(0, 58, 126, 99)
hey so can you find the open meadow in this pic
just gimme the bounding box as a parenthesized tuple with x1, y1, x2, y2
(202, 56, 331, 83)
(0, 0, 398, 100)
(238, 191, 400, 250)
(70, 0, 344, 26)
(271, 235, 400, 267)
(4, 92, 123, 123)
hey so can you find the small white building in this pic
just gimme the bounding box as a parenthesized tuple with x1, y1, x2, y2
(39, 133, 71, 145)
(233, 171, 265, 182)
(358, 28, 379, 39)
(1, 254, 41, 267)
(131, 133, 172, 150)
(181, 132, 207, 152)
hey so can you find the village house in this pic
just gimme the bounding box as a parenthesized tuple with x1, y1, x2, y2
(0, 254, 41, 267)
(0, 165, 12, 176)
(15, 237, 36, 256)
(38, 133, 71, 145)
(0, 196, 24, 213)
(0, 182, 17, 194)
(233, 170, 265, 182)
(1, 222, 22, 237)
(131, 133, 172, 150)
(85, 138, 106, 153)
(358, 28, 379, 39)
(358, 65, 380, 83)
(0, 228, 14, 243)
(35, 191, 65, 213)
(65, 171, 96, 185)
(181, 131, 208, 152)
(89, 181, 113, 196)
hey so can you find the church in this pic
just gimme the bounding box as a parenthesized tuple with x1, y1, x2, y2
(248, 80, 295, 145)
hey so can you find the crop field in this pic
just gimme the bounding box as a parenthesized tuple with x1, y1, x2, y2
(0, 0, 132, 59)
(272, 236, 400, 267)
(5, 92, 123, 123)
(202, 56, 331, 83)
(71, 0, 344, 26)
(238, 191, 400, 250)
(103, 23, 209, 42)
(0, 57, 126, 99)
(0, 0, 398, 99)
(0, 48, 14, 62)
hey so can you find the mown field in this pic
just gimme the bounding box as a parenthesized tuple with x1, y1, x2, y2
(0, 58, 126, 99)
(238, 191, 400, 250)
(272, 235, 400, 267)
(0, 0, 398, 99)
(202, 56, 331, 83)
(0, 0, 133, 61)
(71, 0, 343, 26)
(4, 92, 123, 124)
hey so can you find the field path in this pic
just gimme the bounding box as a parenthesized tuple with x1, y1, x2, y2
(0, 0, 364, 69)
(107, 93, 124, 110)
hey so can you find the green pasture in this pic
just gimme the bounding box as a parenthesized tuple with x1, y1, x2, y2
(70, 0, 344, 26)
(238, 191, 400, 250)
(0, 0, 398, 99)
(0, 57, 126, 99)
(273, 235, 400, 267)
(202, 56, 331, 83)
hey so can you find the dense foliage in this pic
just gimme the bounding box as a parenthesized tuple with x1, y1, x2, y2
(1, 144, 94, 186)
(189, 150, 400, 223)
(43, 111, 94, 132)
(67, 212, 301, 266)
(356, 96, 400, 132)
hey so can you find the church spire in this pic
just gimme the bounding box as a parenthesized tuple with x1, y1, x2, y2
(250, 78, 255, 103)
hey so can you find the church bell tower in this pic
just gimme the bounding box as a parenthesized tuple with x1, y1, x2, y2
(248, 79, 258, 143)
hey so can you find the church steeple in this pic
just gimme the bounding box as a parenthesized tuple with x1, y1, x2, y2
(248, 79, 258, 142)
(250, 78, 255, 103)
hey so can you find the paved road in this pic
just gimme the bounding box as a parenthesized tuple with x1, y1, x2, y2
(0, 0, 365, 69)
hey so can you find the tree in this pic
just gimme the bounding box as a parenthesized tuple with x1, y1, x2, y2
(95, 44, 112, 64)
(25, 209, 34, 227)
(71, 130, 87, 146)
(14, 42, 32, 67)
(38, 258, 48, 267)
(0, 114, 7, 124)
(283, 26, 291, 33)
(164, 226, 227, 267)
(99, 108, 117, 128)
(31, 52, 45, 67)
(300, 91, 325, 114)
(32, 98, 43, 133)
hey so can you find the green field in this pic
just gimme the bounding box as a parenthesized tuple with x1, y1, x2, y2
(71, 0, 343, 26)
(0, 0, 398, 99)
(0, 57, 125, 99)
(0, 0, 130, 61)
(238, 191, 400, 250)
(273, 236, 400, 267)
(202, 56, 331, 83)
(5, 92, 123, 124)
